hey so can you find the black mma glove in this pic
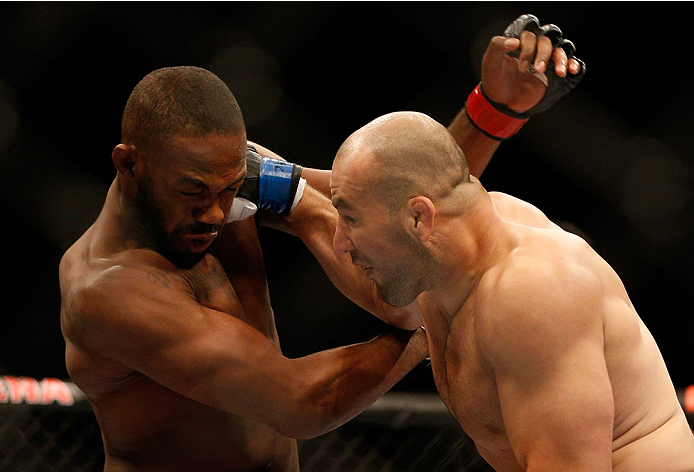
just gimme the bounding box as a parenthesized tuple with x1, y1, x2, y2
(465, 14, 586, 141)
(499, 13, 586, 117)
(227, 145, 306, 222)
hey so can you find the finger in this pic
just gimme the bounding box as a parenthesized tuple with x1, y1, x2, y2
(502, 37, 521, 52)
(554, 39, 582, 75)
(551, 46, 569, 77)
(568, 57, 585, 76)
(489, 35, 519, 55)
(517, 30, 537, 72)
(533, 35, 554, 74)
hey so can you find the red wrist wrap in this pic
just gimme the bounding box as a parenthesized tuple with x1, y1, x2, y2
(465, 84, 529, 141)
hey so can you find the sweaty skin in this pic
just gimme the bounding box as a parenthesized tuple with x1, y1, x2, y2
(57, 26, 613, 471)
(59, 131, 428, 472)
(423, 190, 694, 472)
(61, 223, 300, 471)
(322, 112, 694, 472)
(59, 133, 297, 471)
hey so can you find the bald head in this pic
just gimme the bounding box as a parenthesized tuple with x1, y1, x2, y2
(122, 66, 245, 154)
(334, 112, 469, 210)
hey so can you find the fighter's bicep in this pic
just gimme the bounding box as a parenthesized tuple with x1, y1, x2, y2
(479, 270, 613, 469)
(493, 338, 614, 469)
(75, 267, 295, 414)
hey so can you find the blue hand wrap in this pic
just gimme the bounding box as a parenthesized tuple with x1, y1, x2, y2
(258, 157, 295, 213)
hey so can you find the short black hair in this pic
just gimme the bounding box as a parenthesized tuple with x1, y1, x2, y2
(122, 66, 245, 151)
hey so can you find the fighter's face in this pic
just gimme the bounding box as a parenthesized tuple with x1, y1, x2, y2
(135, 132, 246, 267)
(330, 157, 427, 307)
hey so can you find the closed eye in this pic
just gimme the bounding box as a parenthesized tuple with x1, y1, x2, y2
(339, 213, 357, 228)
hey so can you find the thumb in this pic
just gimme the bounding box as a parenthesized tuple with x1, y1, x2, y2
(489, 36, 519, 54)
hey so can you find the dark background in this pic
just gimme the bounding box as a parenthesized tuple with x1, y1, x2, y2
(0, 2, 691, 394)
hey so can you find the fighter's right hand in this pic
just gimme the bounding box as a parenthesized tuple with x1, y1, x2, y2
(227, 145, 306, 223)
(464, 14, 585, 141)
(481, 13, 585, 115)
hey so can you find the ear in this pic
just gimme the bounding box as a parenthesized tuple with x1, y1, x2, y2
(406, 196, 436, 243)
(111, 144, 139, 178)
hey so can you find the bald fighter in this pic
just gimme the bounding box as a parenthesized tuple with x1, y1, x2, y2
(323, 117, 694, 468)
(281, 15, 694, 472)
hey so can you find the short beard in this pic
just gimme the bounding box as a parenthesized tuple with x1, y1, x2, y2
(375, 274, 423, 307)
(157, 244, 210, 270)
(373, 226, 431, 307)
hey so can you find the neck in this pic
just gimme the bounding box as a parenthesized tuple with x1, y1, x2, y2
(426, 181, 510, 318)
(102, 176, 159, 252)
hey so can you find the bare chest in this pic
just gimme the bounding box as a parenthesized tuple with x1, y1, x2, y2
(425, 302, 512, 452)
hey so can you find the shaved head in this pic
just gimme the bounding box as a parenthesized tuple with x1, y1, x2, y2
(330, 112, 470, 306)
(334, 112, 469, 210)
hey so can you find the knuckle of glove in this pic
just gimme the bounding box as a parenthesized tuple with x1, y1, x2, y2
(503, 13, 586, 116)
(504, 14, 541, 38)
(539, 24, 563, 46)
(557, 38, 576, 58)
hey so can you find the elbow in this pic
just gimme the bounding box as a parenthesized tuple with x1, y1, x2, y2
(271, 378, 343, 439)
(272, 406, 336, 440)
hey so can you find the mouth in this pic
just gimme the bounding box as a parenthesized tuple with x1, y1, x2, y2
(182, 231, 219, 251)
(356, 263, 373, 276)
(185, 231, 218, 242)
(350, 253, 373, 275)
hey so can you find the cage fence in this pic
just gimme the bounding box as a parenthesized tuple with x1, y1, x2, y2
(1, 376, 692, 472)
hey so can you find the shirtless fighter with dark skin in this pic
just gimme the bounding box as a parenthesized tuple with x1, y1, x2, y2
(59, 67, 432, 470)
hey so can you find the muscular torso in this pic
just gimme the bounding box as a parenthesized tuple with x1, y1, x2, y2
(423, 191, 694, 472)
(60, 213, 298, 471)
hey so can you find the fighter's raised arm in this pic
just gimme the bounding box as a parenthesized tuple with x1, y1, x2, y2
(449, 13, 585, 177)
(232, 14, 586, 329)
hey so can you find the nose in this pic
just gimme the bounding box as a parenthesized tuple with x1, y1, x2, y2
(195, 195, 226, 227)
(333, 218, 356, 254)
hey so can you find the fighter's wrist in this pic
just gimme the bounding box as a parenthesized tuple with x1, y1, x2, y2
(464, 83, 529, 141)
(254, 157, 304, 214)
(227, 147, 305, 223)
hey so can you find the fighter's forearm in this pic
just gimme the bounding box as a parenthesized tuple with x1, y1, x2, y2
(290, 326, 428, 439)
(283, 184, 422, 329)
(301, 167, 331, 198)
(447, 107, 501, 178)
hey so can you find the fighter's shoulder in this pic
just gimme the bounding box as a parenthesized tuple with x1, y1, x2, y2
(489, 191, 559, 229)
(487, 235, 602, 303)
(65, 248, 186, 321)
(476, 242, 604, 350)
